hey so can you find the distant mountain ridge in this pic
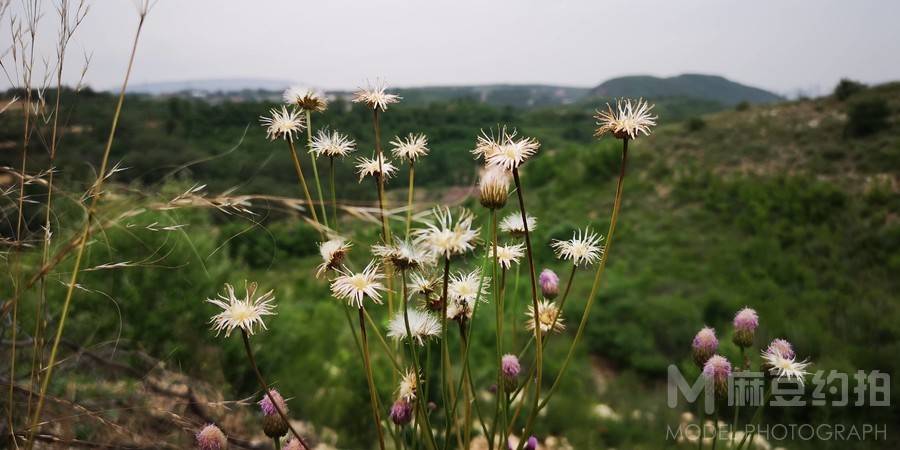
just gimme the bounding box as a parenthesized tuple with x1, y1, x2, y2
(589, 74, 782, 105)
(126, 74, 782, 108)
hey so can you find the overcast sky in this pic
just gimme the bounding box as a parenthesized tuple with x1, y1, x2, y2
(4, 0, 899, 96)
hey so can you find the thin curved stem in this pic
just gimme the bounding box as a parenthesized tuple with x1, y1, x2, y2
(512, 167, 543, 450)
(329, 157, 339, 232)
(401, 270, 438, 450)
(305, 110, 329, 229)
(358, 307, 387, 450)
(287, 139, 321, 232)
(538, 138, 630, 412)
(240, 330, 310, 450)
(406, 162, 415, 238)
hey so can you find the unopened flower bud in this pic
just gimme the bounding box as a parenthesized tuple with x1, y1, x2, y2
(479, 166, 510, 210)
(732, 307, 758, 348)
(524, 436, 539, 450)
(390, 399, 414, 426)
(691, 327, 718, 367)
(196, 424, 228, 450)
(702, 355, 732, 396)
(501, 353, 521, 393)
(539, 269, 559, 300)
(259, 389, 289, 438)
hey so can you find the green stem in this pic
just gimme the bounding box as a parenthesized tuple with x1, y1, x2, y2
(274, 437, 282, 450)
(439, 257, 454, 449)
(330, 157, 339, 232)
(358, 307, 387, 450)
(287, 139, 321, 232)
(490, 209, 502, 450)
(306, 110, 329, 229)
(538, 138, 630, 412)
(402, 270, 438, 450)
(240, 331, 310, 450)
(512, 167, 543, 450)
(406, 162, 416, 238)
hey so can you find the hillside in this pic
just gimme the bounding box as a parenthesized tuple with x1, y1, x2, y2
(589, 74, 783, 106)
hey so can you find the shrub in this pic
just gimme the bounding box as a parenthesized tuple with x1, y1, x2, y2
(735, 101, 750, 111)
(685, 117, 706, 132)
(834, 78, 867, 101)
(845, 98, 890, 137)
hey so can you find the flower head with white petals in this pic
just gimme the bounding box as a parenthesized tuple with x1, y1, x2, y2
(260, 106, 306, 142)
(387, 309, 442, 346)
(499, 213, 536, 237)
(407, 272, 440, 299)
(397, 369, 418, 402)
(373, 239, 431, 270)
(495, 243, 524, 269)
(207, 281, 276, 337)
(552, 228, 604, 267)
(526, 299, 565, 335)
(310, 129, 356, 158)
(448, 270, 490, 306)
(391, 133, 429, 162)
(356, 153, 398, 182)
(414, 207, 480, 258)
(352, 79, 401, 111)
(594, 98, 657, 140)
(283, 86, 328, 112)
(762, 348, 811, 387)
(330, 261, 385, 309)
(316, 238, 352, 278)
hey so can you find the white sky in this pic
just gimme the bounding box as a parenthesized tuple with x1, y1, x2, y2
(4, 0, 899, 96)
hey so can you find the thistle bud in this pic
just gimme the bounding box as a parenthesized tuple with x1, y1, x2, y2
(196, 424, 228, 450)
(691, 327, 718, 367)
(479, 166, 510, 210)
(259, 389, 289, 438)
(390, 399, 414, 426)
(501, 353, 521, 393)
(732, 307, 759, 348)
(539, 269, 559, 300)
(524, 436, 539, 450)
(702, 355, 732, 396)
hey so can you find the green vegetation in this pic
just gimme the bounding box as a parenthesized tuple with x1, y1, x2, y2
(2, 81, 899, 448)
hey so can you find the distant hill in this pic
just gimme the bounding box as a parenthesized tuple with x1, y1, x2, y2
(388, 85, 590, 108)
(128, 78, 293, 95)
(588, 74, 782, 106)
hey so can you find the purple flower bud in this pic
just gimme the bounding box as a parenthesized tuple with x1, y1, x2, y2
(196, 424, 227, 450)
(539, 269, 559, 300)
(702, 355, 732, 395)
(765, 338, 795, 359)
(501, 354, 521, 378)
(390, 399, 414, 426)
(732, 307, 759, 348)
(691, 327, 718, 367)
(525, 436, 539, 450)
(258, 389, 288, 416)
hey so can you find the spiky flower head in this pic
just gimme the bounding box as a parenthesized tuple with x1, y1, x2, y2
(472, 126, 509, 160)
(387, 309, 442, 346)
(258, 389, 288, 416)
(408, 271, 440, 299)
(352, 79, 401, 111)
(692, 327, 718, 367)
(259, 389, 289, 438)
(330, 261, 385, 309)
(479, 165, 511, 210)
(702, 355, 732, 395)
(481, 128, 540, 171)
(414, 207, 480, 258)
(765, 338, 795, 360)
(373, 239, 431, 271)
(539, 269, 560, 300)
(207, 282, 276, 337)
(732, 307, 759, 348)
(495, 243, 525, 270)
(390, 399, 414, 426)
(355, 153, 398, 182)
(260, 105, 306, 142)
(499, 213, 536, 237)
(446, 297, 476, 322)
(594, 97, 657, 140)
(283, 86, 328, 112)
(761, 349, 811, 387)
(501, 354, 521, 378)
(316, 238, 352, 278)
(526, 299, 565, 335)
(196, 424, 228, 450)
(390, 133, 429, 162)
(397, 369, 418, 402)
(448, 270, 491, 305)
(551, 228, 604, 267)
(310, 129, 356, 158)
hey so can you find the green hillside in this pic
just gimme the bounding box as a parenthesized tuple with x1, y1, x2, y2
(589, 74, 783, 106)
